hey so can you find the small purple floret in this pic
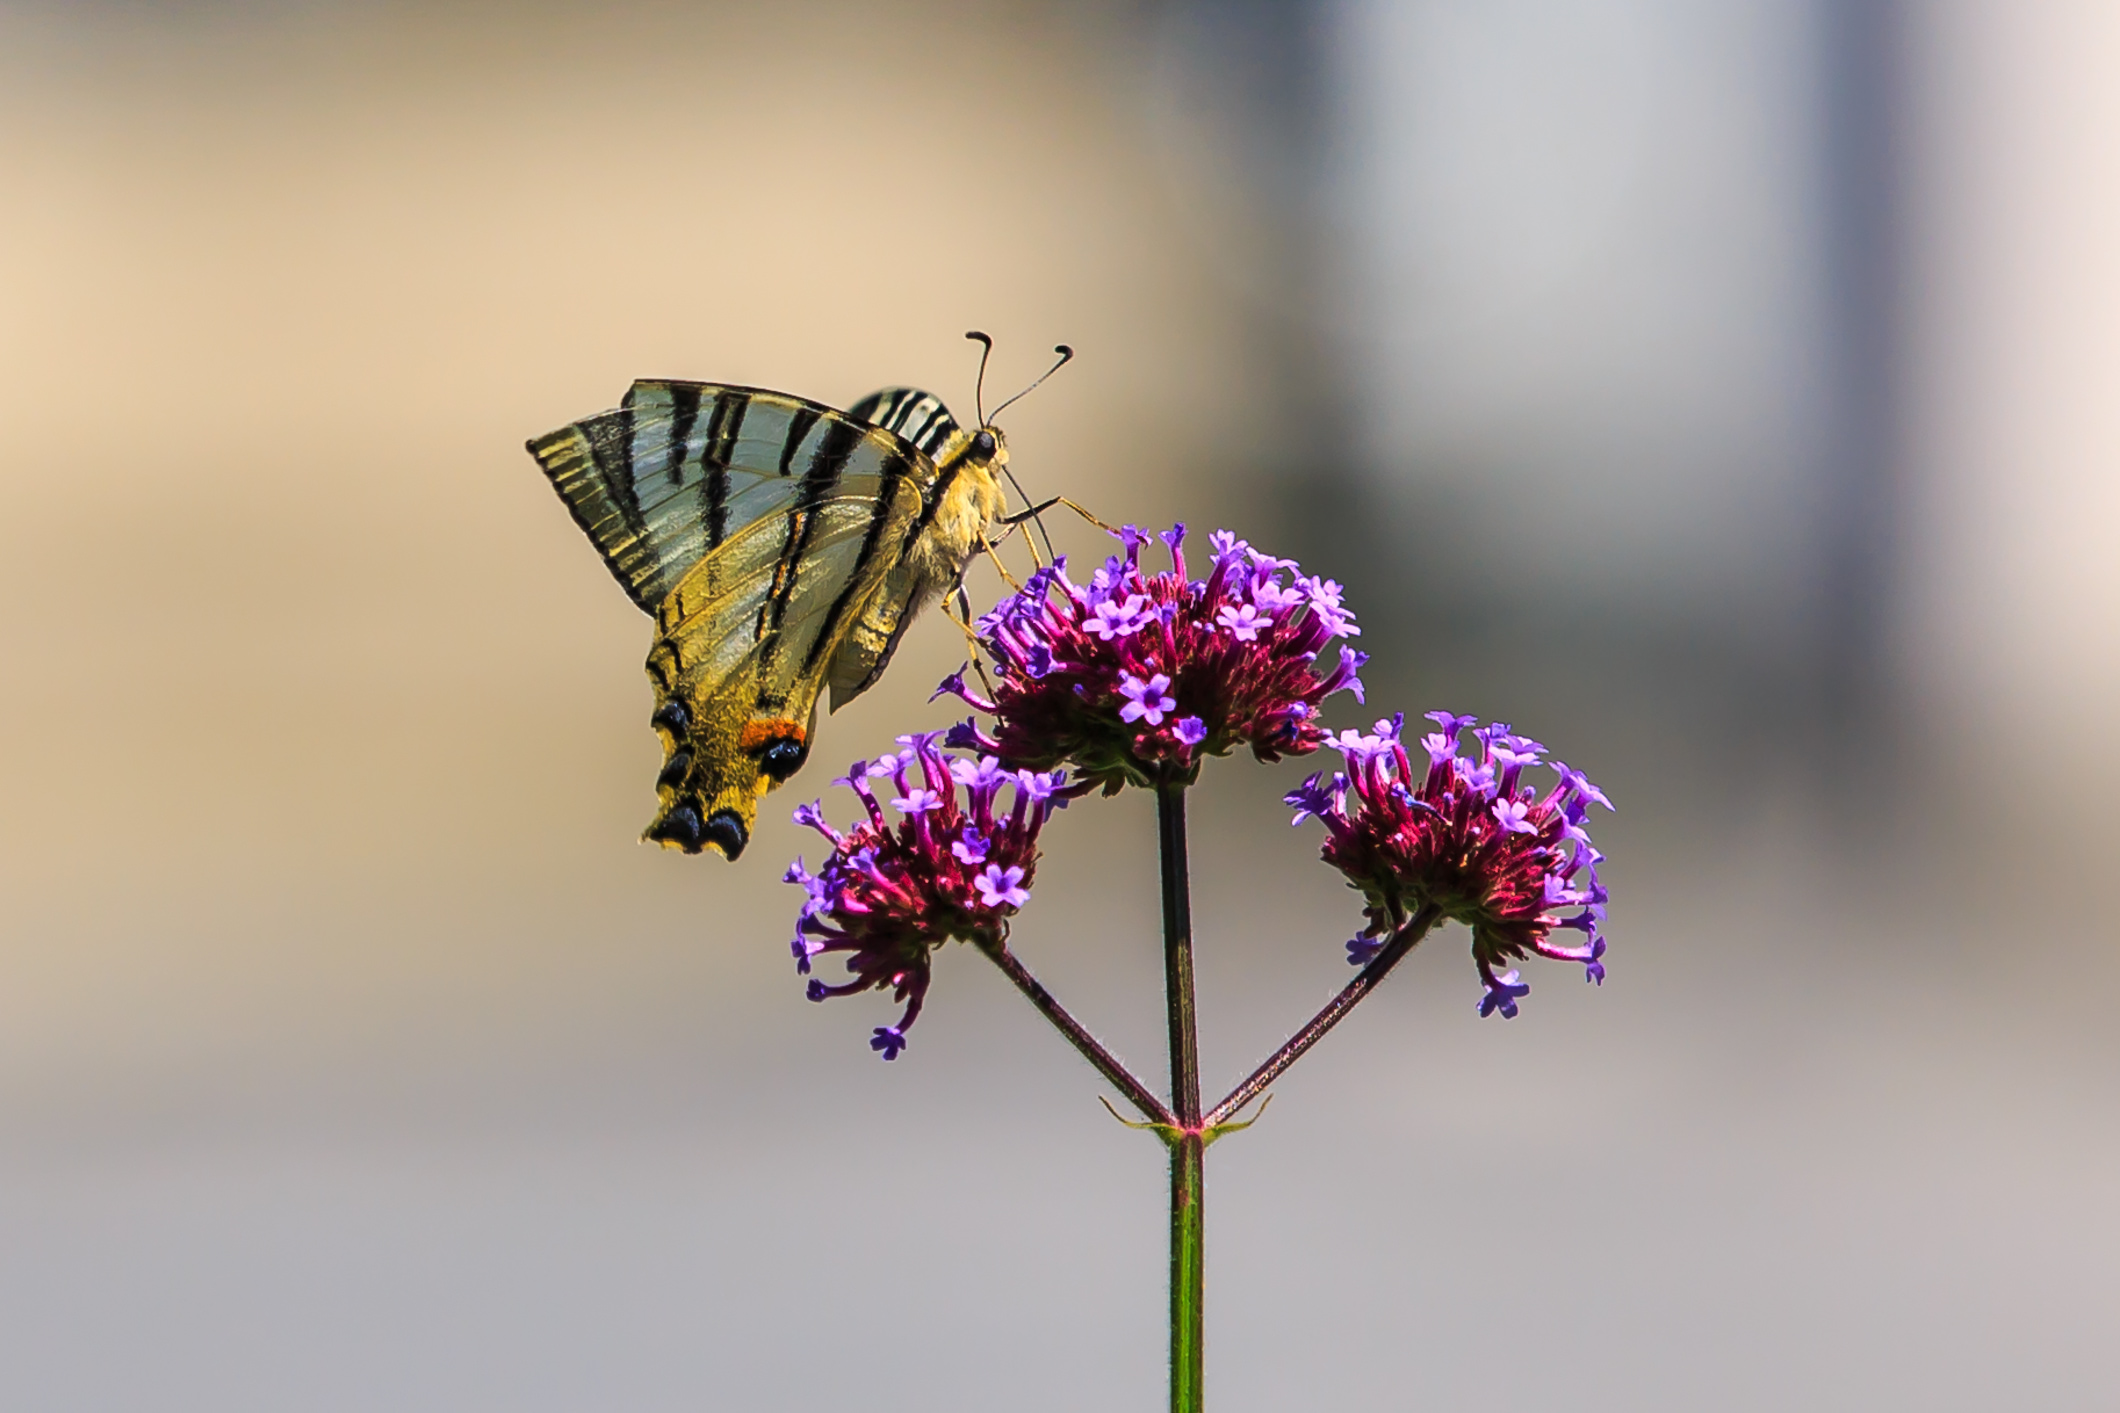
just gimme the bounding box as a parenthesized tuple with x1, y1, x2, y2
(975, 863, 1031, 909)
(1478, 970, 1531, 1020)
(1119, 672, 1176, 726)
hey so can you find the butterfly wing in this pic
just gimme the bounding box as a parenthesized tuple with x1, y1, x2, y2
(847, 386, 962, 460)
(822, 388, 974, 709)
(529, 382, 936, 860)
(532, 382, 835, 614)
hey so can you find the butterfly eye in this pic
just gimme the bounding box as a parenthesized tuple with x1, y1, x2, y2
(760, 739, 808, 782)
(652, 700, 689, 735)
(971, 429, 998, 461)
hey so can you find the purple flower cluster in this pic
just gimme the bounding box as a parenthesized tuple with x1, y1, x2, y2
(786, 733, 1070, 1059)
(938, 525, 1369, 791)
(1288, 712, 1613, 1019)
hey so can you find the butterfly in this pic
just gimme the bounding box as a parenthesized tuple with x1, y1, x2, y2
(527, 340, 1069, 861)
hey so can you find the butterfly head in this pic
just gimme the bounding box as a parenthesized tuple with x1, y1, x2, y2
(964, 424, 1008, 469)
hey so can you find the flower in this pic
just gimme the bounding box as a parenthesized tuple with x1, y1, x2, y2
(1119, 673, 1177, 726)
(1478, 970, 1531, 1019)
(975, 863, 1031, 908)
(938, 524, 1368, 791)
(1288, 712, 1613, 1019)
(784, 732, 1067, 1059)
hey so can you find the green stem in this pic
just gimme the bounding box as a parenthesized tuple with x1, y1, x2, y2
(1158, 781, 1204, 1413)
(1170, 1129, 1205, 1413)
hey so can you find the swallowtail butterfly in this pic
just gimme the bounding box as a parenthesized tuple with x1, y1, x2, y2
(528, 356, 1050, 862)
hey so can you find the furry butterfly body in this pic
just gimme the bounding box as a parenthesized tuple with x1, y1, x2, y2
(529, 381, 1007, 860)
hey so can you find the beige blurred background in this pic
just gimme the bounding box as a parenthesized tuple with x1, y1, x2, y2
(2, 2, 2117, 1409)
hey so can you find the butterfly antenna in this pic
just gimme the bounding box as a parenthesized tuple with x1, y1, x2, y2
(987, 344, 1073, 423)
(984, 343, 1073, 562)
(965, 330, 995, 425)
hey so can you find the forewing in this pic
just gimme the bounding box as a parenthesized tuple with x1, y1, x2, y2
(848, 386, 962, 459)
(529, 382, 904, 614)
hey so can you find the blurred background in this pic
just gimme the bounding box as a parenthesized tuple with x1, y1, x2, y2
(3, 1, 2117, 1408)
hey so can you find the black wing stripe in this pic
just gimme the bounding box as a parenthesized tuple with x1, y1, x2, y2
(581, 405, 648, 553)
(906, 405, 944, 447)
(700, 389, 745, 548)
(777, 406, 822, 478)
(756, 417, 864, 643)
(905, 459, 964, 548)
(919, 415, 958, 457)
(663, 384, 702, 487)
(802, 446, 913, 674)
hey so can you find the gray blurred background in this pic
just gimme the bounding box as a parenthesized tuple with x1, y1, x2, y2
(3, 2, 2118, 1409)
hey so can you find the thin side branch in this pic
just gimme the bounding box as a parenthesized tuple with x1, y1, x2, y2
(982, 939, 1176, 1129)
(1202, 904, 1442, 1129)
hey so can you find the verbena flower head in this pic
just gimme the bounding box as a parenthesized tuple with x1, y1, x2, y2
(939, 524, 1369, 791)
(784, 732, 1069, 1060)
(1289, 712, 1613, 1019)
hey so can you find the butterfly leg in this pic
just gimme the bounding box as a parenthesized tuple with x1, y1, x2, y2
(997, 495, 1117, 551)
(1000, 468, 1056, 565)
(977, 535, 1027, 593)
(1045, 497, 1118, 535)
(941, 590, 984, 656)
(982, 519, 1042, 584)
(940, 579, 1002, 698)
(999, 498, 1063, 526)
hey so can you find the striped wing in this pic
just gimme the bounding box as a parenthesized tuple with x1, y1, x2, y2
(528, 379, 947, 861)
(848, 386, 962, 459)
(530, 382, 875, 614)
(645, 462, 923, 718)
(821, 387, 971, 705)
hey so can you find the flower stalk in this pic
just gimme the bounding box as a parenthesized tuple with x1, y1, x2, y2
(1159, 781, 1205, 1413)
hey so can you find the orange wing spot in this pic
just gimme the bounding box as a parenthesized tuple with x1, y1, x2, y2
(739, 719, 806, 752)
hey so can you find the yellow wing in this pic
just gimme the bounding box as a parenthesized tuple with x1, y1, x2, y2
(528, 381, 948, 860)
